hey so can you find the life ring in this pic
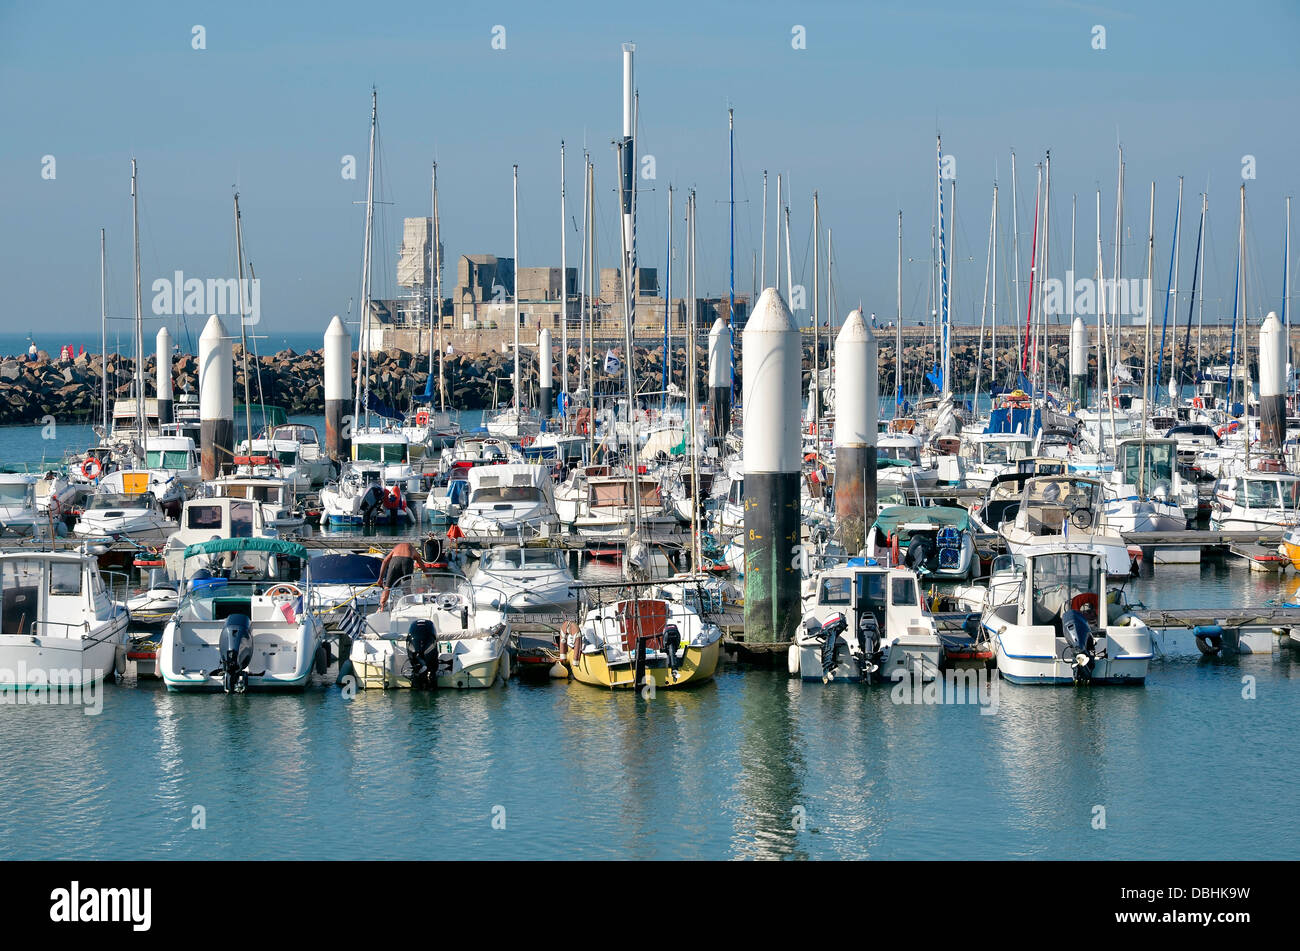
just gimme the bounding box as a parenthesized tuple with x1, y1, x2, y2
(81, 458, 102, 480)
(415, 410, 430, 426)
(1070, 592, 1100, 619)
(1192, 397, 1205, 409)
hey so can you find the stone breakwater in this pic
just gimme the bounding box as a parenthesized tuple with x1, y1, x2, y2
(0, 330, 1250, 426)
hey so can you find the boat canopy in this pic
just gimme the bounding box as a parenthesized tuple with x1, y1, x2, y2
(873, 505, 970, 536)
(183, 537, 308, 561)
(308, 552, 382, 583)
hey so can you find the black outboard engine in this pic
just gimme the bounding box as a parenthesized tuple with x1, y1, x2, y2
(905, 535, 934, 572)
(360, 485, 385, 525)
(857, 612, 881, 675)
(818, 613, 848, 682)
(406, 619, 439, 688)
(1059, 608, 1096, 681)
(662, 623, 683, 676)
(215, 614, 253, 693)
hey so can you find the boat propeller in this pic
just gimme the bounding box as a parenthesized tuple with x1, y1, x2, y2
(210, 614, 260, 694)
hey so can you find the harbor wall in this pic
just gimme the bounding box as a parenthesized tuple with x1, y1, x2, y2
(0, 325, 1260, 425)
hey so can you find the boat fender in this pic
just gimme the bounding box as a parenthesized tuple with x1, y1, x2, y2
(315, 642, 331, 676)
(113, 644, 127, 682)
(787, 643, 800, 677)
(1194, 624, 1224, 656)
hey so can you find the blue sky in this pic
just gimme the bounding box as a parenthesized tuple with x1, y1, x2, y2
(1, 0, 1297, 345)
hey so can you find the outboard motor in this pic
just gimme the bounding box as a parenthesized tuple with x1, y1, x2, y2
(360, 484, 385, 524)
(904, 535, 934, 572)
(818, 612, 848, 682)
(1059, 608, 1096, 681)
(214, 614, 254, 693)
(662, 623, 683, 676)
(406, 619, 439, 688)
(856, 612, 881, 675)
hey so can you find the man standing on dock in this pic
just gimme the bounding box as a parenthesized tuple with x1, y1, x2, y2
(378, 541, 425, 610)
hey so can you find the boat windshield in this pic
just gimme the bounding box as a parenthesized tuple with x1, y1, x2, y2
(1030, 552, 1101, 619)
(0, 483, 30, 504)
(1244, 478, 1300, 509)
(982, 440, 1030, 465)
(878, 445, 921, 464)
(482, 548, 566, 571)
(146, 450, 191, 470)
(355, 442, 408, 463)
(88, 492, 148, 510)
(1119, 442, 1175, 488)
(472, 485, 544, 504)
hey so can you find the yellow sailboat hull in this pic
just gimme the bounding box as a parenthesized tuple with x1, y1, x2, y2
(566, 640, 720, 690)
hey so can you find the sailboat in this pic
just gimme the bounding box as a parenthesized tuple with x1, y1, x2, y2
(486, 165, 542, 440)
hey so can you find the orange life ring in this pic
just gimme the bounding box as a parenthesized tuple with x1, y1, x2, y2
(81, 458, 102, 480)
(1070, 592, 1099, 617)
(415, 410, 430, 426)
(1192, 396, 1205, 409)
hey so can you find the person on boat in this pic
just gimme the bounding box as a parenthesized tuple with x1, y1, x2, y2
(378, 541, 427, 610)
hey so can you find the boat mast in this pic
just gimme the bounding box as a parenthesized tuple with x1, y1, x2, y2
(1285, 195, 1292, 400)
(688, 189, 701, 571)
(560, 142, 567, 405)
(578, 152, 589, 396)
(896, 211, 903, 415)
(234, 192, 253, 452)
(775, 174, 783, 296)
(760, 170, 768, 288)
(1157, 178, 1183, 406)
(100, 227, 108, 434)
(433, 162, 445, 413)
(936, 135, 950, 398)
(615, 138, 643, 532)
(663, 183, 673, 409)
(354, 90, 377, 432)
(728, 108, 736, 407)
(1141, 182, 1155, 495)
(1010, 151, 1022, 373)
(512, 164, 521, 417)
(973, 183, 995, 411)
(812, 191, 821, 440)
(131, 159, 145, 451)
(1040, 152, 1051, 405)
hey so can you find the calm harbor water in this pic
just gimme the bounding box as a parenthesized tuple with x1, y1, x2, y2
(2, 412, 1298, 860)
(1, 654, 1295, 860)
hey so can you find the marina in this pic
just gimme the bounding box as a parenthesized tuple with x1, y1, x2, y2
(1, 3, 1297, 887)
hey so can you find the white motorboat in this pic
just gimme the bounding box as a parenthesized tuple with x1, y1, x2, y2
(999, 475, 1134, 577)
(0, 548, 129, 687)
(793, 561, 942, 683)
(305, 552, 384, 615)
(72, 477, 175, 539)
(456, 463, 558, 539)
(0, 473, 51, 537)
(876, 433, 938, 487)
(960, 432, 1035, 489)
(159, 538, 327, 692)
(205, 474, 306, 534)
(471, 546, 577, 616)
(346, 573, 509, 689)
(485, 407, 541, 440)
(162, 495, 278, 579)
(983, 542, 1152, 684)
(319, 465, 415, 528)
(1211, 466, 1300, 532)
(569, 472, 678, 538)
(863, 505, 978, 580)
